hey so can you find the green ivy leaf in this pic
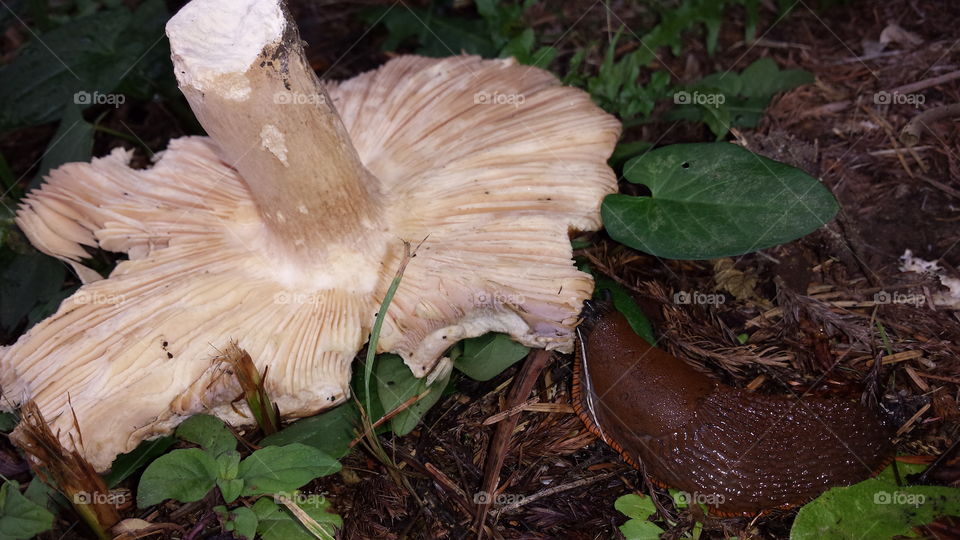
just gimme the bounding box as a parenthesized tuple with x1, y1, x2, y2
(238, 444, 341, 496)
(791, 463, 960, 540)
(104, 435, 175, 488)
(137, 448, 218, 507)
(175, 414, 236, 456)
(254, 496, 341, 540)
(376, 354, 451, 435)
(603, 143, 838, 259)
(260, 403, 358, 460)
(453, 334, 530, 382)
(0, 481, 55, 540)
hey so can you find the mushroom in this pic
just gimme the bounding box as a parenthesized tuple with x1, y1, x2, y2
(0, 0, 619, 471)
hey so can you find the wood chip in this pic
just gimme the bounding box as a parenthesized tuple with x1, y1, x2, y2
(896, 403, 931, 436)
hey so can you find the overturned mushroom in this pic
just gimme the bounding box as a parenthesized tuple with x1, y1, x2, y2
(0, 0, 619, 470)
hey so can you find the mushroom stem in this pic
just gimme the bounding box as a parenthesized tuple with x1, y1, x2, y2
(166, 0, 382, 256)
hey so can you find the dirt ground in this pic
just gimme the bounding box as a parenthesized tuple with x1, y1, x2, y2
(2, 0, 959, 539)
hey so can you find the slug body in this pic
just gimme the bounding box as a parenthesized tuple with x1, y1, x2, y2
(572, 306, 893, 515)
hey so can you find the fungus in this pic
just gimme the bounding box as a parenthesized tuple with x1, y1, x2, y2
(0, 0, 619, 471)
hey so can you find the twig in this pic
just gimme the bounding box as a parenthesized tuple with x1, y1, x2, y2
(494, 471, 620, 515)
(472, 349, 552, 536)
(348, 388, 432, 448)
(896, 403, 931, 437)
(901, 103, 960, 146)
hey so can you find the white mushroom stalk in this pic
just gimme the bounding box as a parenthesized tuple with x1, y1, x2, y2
(0, 0, 620, 471)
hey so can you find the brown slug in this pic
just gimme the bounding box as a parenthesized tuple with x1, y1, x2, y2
(572, 303, 894, 515)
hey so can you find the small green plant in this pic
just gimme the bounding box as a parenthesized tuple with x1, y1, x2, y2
(370, 0, 555, 67)
(668, 57, 814, 138)
(136, 414, 342, 539)
(615, 493, 666, 539)
(0, 480, 55, 540)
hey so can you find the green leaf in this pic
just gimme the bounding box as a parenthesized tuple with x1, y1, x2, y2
(610, 141, 653, 169)
(238, 444, 341, 496)
(603, 143, 839, 259)
(30, 103, 94, 189)
(21, 480, 53, 511)
(136, 448, 218, 507)
(0, 252, 66, 333)
(215, 505, 258, 540)
(0, 0, 169, 130)
(615, 493, 657, 519)
(218, 479, 243, 505)
(0, 481, 55, 540)
(104, 435, 175, 488)
(593, 275, 656, 345)
(376, 353, 451, 435)
(791, 463, 960, 540)
(254, 496, 341, 540)
(454, 333, 530, 381)
(260, 403, 358, 460)
(175, 414, 236, 456)
(615, 494, 664, 540)
(216, 451, 243, 503)
(0, 413, 17, 432)
(739, 58, 813, 99)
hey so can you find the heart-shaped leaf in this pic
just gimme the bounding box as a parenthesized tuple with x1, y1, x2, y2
(603, 143, 838, 259)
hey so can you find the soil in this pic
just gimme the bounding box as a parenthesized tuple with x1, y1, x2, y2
(2, 0, 959, 539)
